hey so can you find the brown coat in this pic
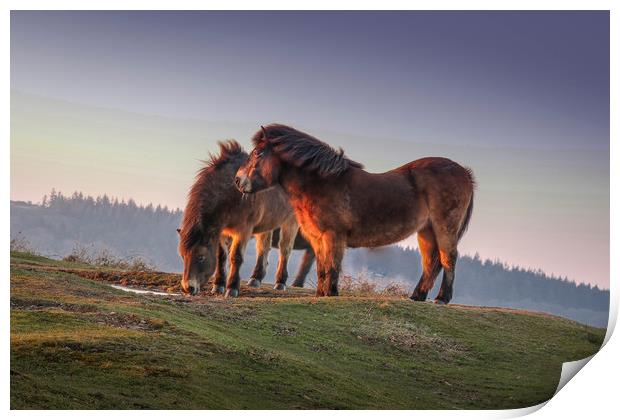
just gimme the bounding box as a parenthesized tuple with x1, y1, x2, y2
(236, 125, 474, 302)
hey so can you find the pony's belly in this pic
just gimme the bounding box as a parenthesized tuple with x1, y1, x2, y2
(346, 222, 421, 248)
(345, 199, 429, 248)
(252, 220, 282, 234)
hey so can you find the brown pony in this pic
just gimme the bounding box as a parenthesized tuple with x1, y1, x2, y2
(235, 124, 475, 302)
(178, 140, 315, 297)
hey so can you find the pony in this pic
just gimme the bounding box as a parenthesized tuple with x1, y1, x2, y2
(178, 140, 314, 297)
(235, 124, 474, 302)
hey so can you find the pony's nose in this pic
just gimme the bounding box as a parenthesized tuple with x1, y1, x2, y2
(235, 175, 250, 192)
(188, 285, 197, 295)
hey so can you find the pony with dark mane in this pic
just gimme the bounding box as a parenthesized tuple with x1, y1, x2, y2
(235, 124, 475, 302)
(178, 140, 314, 297)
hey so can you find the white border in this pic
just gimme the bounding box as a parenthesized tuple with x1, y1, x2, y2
(0, 0, 618, 10)
(3, 2, 617, 419)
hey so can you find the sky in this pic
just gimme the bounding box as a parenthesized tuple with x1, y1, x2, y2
(10, 11, 609, 287)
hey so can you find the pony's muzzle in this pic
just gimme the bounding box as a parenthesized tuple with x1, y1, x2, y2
(235, 175, 251, 193)
(184, 277, 200, 295)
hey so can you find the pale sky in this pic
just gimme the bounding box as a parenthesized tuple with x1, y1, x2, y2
(10, 11, 609, 287)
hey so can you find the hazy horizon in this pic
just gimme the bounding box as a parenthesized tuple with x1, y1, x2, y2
(10, 11, 609, 288)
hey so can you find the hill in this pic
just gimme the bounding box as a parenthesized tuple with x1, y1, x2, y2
(10, 193, 610, 327)
(10, 252, 604, 409)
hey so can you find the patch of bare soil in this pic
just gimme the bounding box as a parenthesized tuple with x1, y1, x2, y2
(63, 268, 317, 300)
(447, 303, 559, 320)
(63, 270, 182, 294)
(10, 297, 98, 313)
(190, 301, 261, 322)
(84, 311, 168, 332)
(352, 321, 470, 359)
(272, 323, 297, 337)
(234, 283, 315, 299)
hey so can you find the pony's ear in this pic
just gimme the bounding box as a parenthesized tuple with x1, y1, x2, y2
(261, 125, 268, 140)
(176, 228, 181, 235)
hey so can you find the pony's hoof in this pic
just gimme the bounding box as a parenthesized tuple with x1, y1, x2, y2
(410, 291, 427, 302)
(247, 278, 262, 288)
(273, 283, 286, 291)
(434, 299, 449, 305)
(211, 285, 225, 295)
(225, 288, 239, 298)
(291, 281, 305, 288)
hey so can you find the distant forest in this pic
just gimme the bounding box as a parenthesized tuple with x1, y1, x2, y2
(10, 191, 609, 327)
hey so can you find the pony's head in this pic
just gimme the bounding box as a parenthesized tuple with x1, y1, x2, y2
(177, 225, 218, 295)
(235, 124, 362, 193)
(235, 128, 281, 193)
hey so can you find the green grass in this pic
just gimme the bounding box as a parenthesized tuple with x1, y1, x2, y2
(10, 251, 604, 409)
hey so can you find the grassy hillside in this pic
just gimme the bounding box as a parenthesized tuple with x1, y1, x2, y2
(10, 252, 604, 409)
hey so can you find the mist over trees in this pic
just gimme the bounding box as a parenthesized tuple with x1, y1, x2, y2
(10, 191, 609, 327)
(11, 190, 182, 271)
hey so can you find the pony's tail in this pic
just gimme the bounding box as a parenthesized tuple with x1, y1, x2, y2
(457, 169, 475, 242)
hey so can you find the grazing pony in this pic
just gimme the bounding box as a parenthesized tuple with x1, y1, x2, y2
(178, 141, 315, 297)
(235, 125, 475, 302)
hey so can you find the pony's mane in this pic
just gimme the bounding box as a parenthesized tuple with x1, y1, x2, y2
(179, 140, 247, 252)
(204, 140, 244, 169)
(251, 124, 363, 178)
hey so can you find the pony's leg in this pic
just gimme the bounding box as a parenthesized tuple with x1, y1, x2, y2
(310, 238, 327, 297)
(248, 231, 272, 288)
(315, 256, 327, 297)
(410, 226, 442, 301)
(322, 232, 346, 297)
(434, 248, 458, 304)
(274, 222, 298, 290)
(225, 234, 250, 298)
(210, 238, 229, 294)
(291, 248, 315, 288)
(432, 228, 460, 305)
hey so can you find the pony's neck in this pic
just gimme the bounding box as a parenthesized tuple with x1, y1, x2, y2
(279, 164, 318, 203)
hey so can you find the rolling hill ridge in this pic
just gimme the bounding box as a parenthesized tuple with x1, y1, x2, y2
(10, 252, 604, 409)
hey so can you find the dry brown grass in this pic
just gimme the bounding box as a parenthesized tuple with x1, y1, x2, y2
(10, 233, 35, 254)
(62, 243, 155, 271)
(339, 272, 409, 297)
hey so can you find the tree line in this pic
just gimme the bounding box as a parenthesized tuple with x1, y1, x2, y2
(10, 190, 609, 327)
